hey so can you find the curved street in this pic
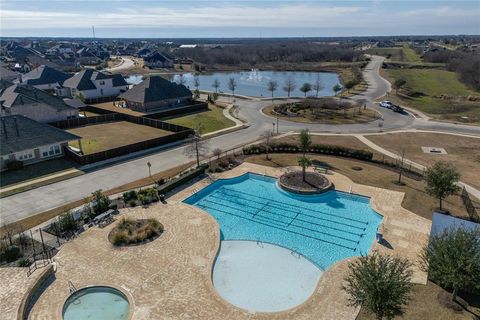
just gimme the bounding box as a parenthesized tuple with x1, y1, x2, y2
(1, 56, 480, 225)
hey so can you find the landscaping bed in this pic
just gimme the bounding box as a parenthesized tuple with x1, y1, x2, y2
(279, 171, 332, 194)
(108, 218, 164, 246)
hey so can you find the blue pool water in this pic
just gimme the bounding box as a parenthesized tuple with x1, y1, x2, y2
(184, 173, 383, 270)
(62, 286, 130, 320)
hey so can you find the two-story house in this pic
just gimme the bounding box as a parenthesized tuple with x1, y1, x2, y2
(0, 84, 79, 123)
(61, 69, 129, 103)
(16, 65, 71, 93)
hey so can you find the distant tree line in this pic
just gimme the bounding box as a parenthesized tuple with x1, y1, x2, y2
(176, 42, 362, 67)
(423, 49, 480, 91)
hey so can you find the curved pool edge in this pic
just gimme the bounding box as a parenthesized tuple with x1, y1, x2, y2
(58, 284, 135, 320)
(181, 202, 363, 316)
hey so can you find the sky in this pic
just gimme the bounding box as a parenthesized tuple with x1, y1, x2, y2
(1, 0, 479, 38)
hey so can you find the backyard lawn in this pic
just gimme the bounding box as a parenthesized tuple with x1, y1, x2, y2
(368, 132, 480, 191)
(383, 68, 480, 123)
(163, 105, 235, 134)
(68, 121, 171, 154)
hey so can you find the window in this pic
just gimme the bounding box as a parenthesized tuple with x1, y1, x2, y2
(40, 145, 61, 158)
(16, 150, 34, 161)
(99, 80, 105, 86)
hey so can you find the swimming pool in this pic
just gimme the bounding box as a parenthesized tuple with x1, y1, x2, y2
(184, 173, 383, 270)
(62, 286, 130, 320)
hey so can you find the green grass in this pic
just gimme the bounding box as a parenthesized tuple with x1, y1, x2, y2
(387, 69, 478, 97)
(385, 68, 480, 123)
(163, 105, 235, 134)
(366, 45, 422, 63)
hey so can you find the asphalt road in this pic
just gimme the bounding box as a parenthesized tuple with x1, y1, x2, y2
(1, 56, 479, 225)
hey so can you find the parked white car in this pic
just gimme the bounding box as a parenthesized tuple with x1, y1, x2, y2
(379, 101, 393, 108)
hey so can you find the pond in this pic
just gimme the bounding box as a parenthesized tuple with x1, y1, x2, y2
(125, 70, 341, 98)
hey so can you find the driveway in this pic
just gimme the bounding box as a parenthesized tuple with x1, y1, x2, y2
(1, 56, 480, 225)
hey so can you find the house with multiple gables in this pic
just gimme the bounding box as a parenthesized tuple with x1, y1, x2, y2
(0, 115, 79, 171)
(119, 76, 192, 113)
(143, 51, 174, 68)
(15, 65, 71, 92)
(61, 69, 128, 102)
(0, 84, 79, 123)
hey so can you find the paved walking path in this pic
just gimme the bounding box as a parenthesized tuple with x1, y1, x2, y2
(2, 55, 480, 225)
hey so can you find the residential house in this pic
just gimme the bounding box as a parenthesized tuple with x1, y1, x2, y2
(0, 84, 79, 123)
(119, 76, 192, 113)
(0, 115, 80, 171)
(16, 65, 71, 92)
(143, 51, 173, 68)
(62, 69, 128, 102)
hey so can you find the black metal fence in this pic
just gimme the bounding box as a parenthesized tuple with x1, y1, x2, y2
(143, 102, 209, 119)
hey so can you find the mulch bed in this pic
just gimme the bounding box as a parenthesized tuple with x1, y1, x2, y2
(279, 171, 332, 194)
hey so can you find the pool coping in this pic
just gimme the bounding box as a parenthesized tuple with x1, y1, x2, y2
(57, 283, 135, 320)
(177, 169, 383, 316)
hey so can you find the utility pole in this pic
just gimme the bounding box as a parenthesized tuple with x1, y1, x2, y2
(276, 117, 279, 134)
(92, 26, 96, 40)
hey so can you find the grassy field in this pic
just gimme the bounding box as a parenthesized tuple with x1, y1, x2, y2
(68, 121, 171, 154)
(366, 45, 422, 63)
(163, 105, 235, 134)
(368, 132, 480, 191)
(245, 153, 469, 220)
(383, 68, 480, 123)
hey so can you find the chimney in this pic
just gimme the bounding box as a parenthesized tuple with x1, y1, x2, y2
(13, 116, 19, 137)
(1, 118, 7, 138)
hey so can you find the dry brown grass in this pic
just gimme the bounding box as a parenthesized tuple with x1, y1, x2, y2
(357, 281, 480, 320)
(273, 135, 386, 160)
(0, 162, 193, 236)
(109, 218, 163, 246)
(368, 132, 480, 191)
(91, 102, 146, 116)
(245, 153, 468, 220)
(68, 121, 171, 154)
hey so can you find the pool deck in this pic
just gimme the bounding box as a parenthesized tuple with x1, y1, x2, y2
(12, 162, 430, 320)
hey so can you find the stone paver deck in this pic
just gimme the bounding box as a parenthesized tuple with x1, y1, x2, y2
(22, 162, 430, 319)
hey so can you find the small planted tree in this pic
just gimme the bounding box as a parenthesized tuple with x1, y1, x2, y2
(92, 189, 111, 215)
(424, 161, 460, 211)
(283, 76, 296, 97)
(345, 80, 357, 93)
(193, 75, 200, 90)
(267, 80, 278, 103)
(297, 156, 312, 181)
(262, 130, 274, 160)
(300, 82, 312, 97)
(313, 75, 324, 97)
(228, 77, 237, 97)
(212, 79, 220, 93)
(343, 252, 413, 320)
(212, 148, 222, 160)
(420, 227, 480, 302)
(184, 124, 209, 168)
(333, 84, 342, 96)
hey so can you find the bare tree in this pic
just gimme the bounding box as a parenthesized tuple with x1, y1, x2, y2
(313, 75, 324, 97)
(267, 80, 278, 98)
(283, 76, 296, 97)
(228, 77, 237, 97)
(262, 130, 274, 160)
(212, 79, 220, 93)
(184, 124, 210, 168)
(212, 148, 222, 160)
(193, 75, 200, 90)
(177, 74, 187, 86)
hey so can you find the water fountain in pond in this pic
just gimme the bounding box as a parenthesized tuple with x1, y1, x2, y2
(247, 69, 262, 82)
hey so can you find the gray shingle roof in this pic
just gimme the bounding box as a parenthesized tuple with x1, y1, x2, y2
(0, 84, 78, 112)
(20, 65, 71, 86)
(0, 115, 80, 155)
(119, 76, 191, 104)
(63, 69, 128, 91)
